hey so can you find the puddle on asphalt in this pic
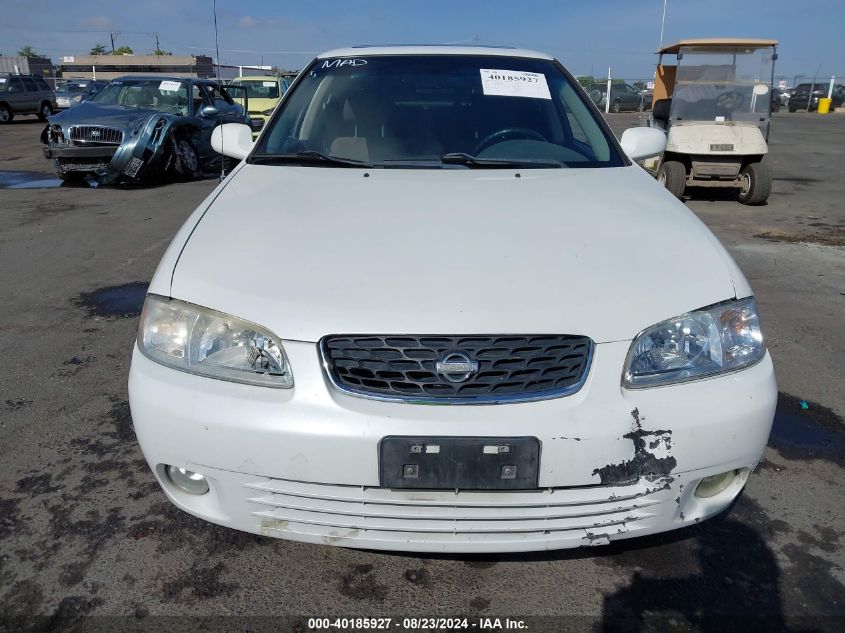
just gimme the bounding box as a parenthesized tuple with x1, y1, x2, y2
(72, 282, 149, 318)
(0, 170, 64, 189)
(0, 170, 99, 189)
(769, 393, 845, 465)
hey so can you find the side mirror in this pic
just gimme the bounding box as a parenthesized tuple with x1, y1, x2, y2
(588, 89, 602, 105)
(620, 127, 666, 162)
(211, 123, 254, 160)
(200, 105, 219, 117)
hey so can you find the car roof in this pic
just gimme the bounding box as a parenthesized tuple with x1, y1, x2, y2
(230, 75, 280, 81)
(658, 38, 778, 54)
(318, 45, 554, 60)
(109, 75, 209, 83)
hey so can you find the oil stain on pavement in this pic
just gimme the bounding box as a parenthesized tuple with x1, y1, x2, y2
(768, 393, 845, 466)
(72, 282, 149, 318)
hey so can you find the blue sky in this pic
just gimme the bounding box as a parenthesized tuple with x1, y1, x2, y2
(1, 0, 842, 82)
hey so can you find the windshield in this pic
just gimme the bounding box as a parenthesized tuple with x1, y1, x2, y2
(230, 79, 280, 99)
(255, 55, 623, 168)
(90, 79, 190, 115)
(671, 46, 776, 122)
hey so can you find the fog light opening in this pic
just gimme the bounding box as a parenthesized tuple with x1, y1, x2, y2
(694, 469, 739, 499)
(165, 465, 209, 495)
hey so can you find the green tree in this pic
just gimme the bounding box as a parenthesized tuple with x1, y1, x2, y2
(17, 45, 38, 58)
(153, 49, 172, 56)
(90, 44, 108, 55)
(113, 45, 133, 55)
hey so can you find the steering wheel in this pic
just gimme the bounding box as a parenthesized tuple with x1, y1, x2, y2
(473, 127, 549, 155)
(715, 91, 745, 111)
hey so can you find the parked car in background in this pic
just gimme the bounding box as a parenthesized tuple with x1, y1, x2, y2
(590, 82, 647, 112)
(0, 74, 56, 123)
(788, 83, 842, 111)
(772, 88, 790, 106)
(55, 79, 107, 109)
(129, 45, 776, 554)
(227, 75, 289, 137)
(637, 87, 653, 111)
(41, 76, 251, 184)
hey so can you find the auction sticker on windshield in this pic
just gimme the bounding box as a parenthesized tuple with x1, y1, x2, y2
(480, 69, 551, 99)
(159, 80, 182, 92)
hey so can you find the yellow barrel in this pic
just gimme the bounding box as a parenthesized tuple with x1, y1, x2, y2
(818, 98, 832, 114)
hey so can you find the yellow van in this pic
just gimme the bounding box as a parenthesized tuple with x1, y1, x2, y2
(227, 76, 288, 137)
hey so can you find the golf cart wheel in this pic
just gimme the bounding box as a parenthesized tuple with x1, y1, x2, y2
(611, 100, 621, 113)
(0, 104, 12, 124)
(657, 160, 686, 199)
(37, 101, 53, 121)
(737, 161, 771, 206)
(173, 137, 201, 179)
(788, 106, 796, 112)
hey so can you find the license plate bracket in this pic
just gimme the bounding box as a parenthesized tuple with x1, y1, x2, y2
(379, 436, 540, 490)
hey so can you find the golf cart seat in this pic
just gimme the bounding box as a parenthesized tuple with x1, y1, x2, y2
(651, 98, 671, 130)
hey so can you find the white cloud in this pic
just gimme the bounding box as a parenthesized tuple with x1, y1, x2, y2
(78, 15, 112, 29)
(238, 15, 287, 30)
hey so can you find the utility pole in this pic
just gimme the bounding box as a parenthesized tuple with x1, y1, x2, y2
(659, 0, 668, 49)
(155, 33, 160, 53)
(109, 32, 120, 53)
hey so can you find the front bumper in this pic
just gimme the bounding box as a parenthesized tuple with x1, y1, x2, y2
(128, 340, 777, 553)
(247, 113, 267, 138)
(42, 145, 117, 160)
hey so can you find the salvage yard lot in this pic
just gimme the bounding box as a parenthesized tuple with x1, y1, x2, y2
(1, 112, 843, 630)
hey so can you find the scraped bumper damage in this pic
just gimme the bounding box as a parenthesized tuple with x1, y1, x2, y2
(128, 340, 777, 553)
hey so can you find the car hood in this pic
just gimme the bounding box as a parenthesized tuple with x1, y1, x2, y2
(50, 101, 158, 130)
(170, 164, 743, 343)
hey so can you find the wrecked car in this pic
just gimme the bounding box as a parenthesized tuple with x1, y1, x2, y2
(128, 46, 777, 553)
(41, 76, 250, 184)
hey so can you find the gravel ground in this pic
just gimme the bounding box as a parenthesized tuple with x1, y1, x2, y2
(0, 109, 843, 632)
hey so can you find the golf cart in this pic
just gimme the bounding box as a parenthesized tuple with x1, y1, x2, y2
(648, 38, 778, 205)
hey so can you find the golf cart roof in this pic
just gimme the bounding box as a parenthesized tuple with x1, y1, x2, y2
(658, 38, 778, 54)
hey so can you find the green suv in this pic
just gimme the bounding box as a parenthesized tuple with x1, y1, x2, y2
(0, 74, 57, 123)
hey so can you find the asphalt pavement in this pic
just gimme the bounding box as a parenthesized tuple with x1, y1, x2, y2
(0, 110, 843, 632)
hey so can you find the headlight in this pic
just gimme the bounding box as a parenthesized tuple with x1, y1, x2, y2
(261, 108, 275, 116)
(623, 298, 764, 389)
(70, 95, 83, 103)
(137, 295, 293, 388)
(50, 124, 64, 142)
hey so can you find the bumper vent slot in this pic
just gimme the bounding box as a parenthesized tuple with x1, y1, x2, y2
(321, 334, 592, 404)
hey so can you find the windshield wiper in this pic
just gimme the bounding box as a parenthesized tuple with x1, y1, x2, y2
(251, 150, 373, 168)
(440, 152, 564, 168)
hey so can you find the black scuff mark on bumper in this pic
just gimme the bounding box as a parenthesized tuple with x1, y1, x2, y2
(592, 408, 677, 486)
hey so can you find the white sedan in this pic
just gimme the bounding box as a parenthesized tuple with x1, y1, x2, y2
(129, 46, 776, 553)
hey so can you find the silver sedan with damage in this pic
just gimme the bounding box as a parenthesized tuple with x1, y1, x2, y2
(41, 76, 250, 184)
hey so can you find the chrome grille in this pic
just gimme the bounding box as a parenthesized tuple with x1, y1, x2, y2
(321, 334, 593, 404)
(69, 125, 124, 145)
